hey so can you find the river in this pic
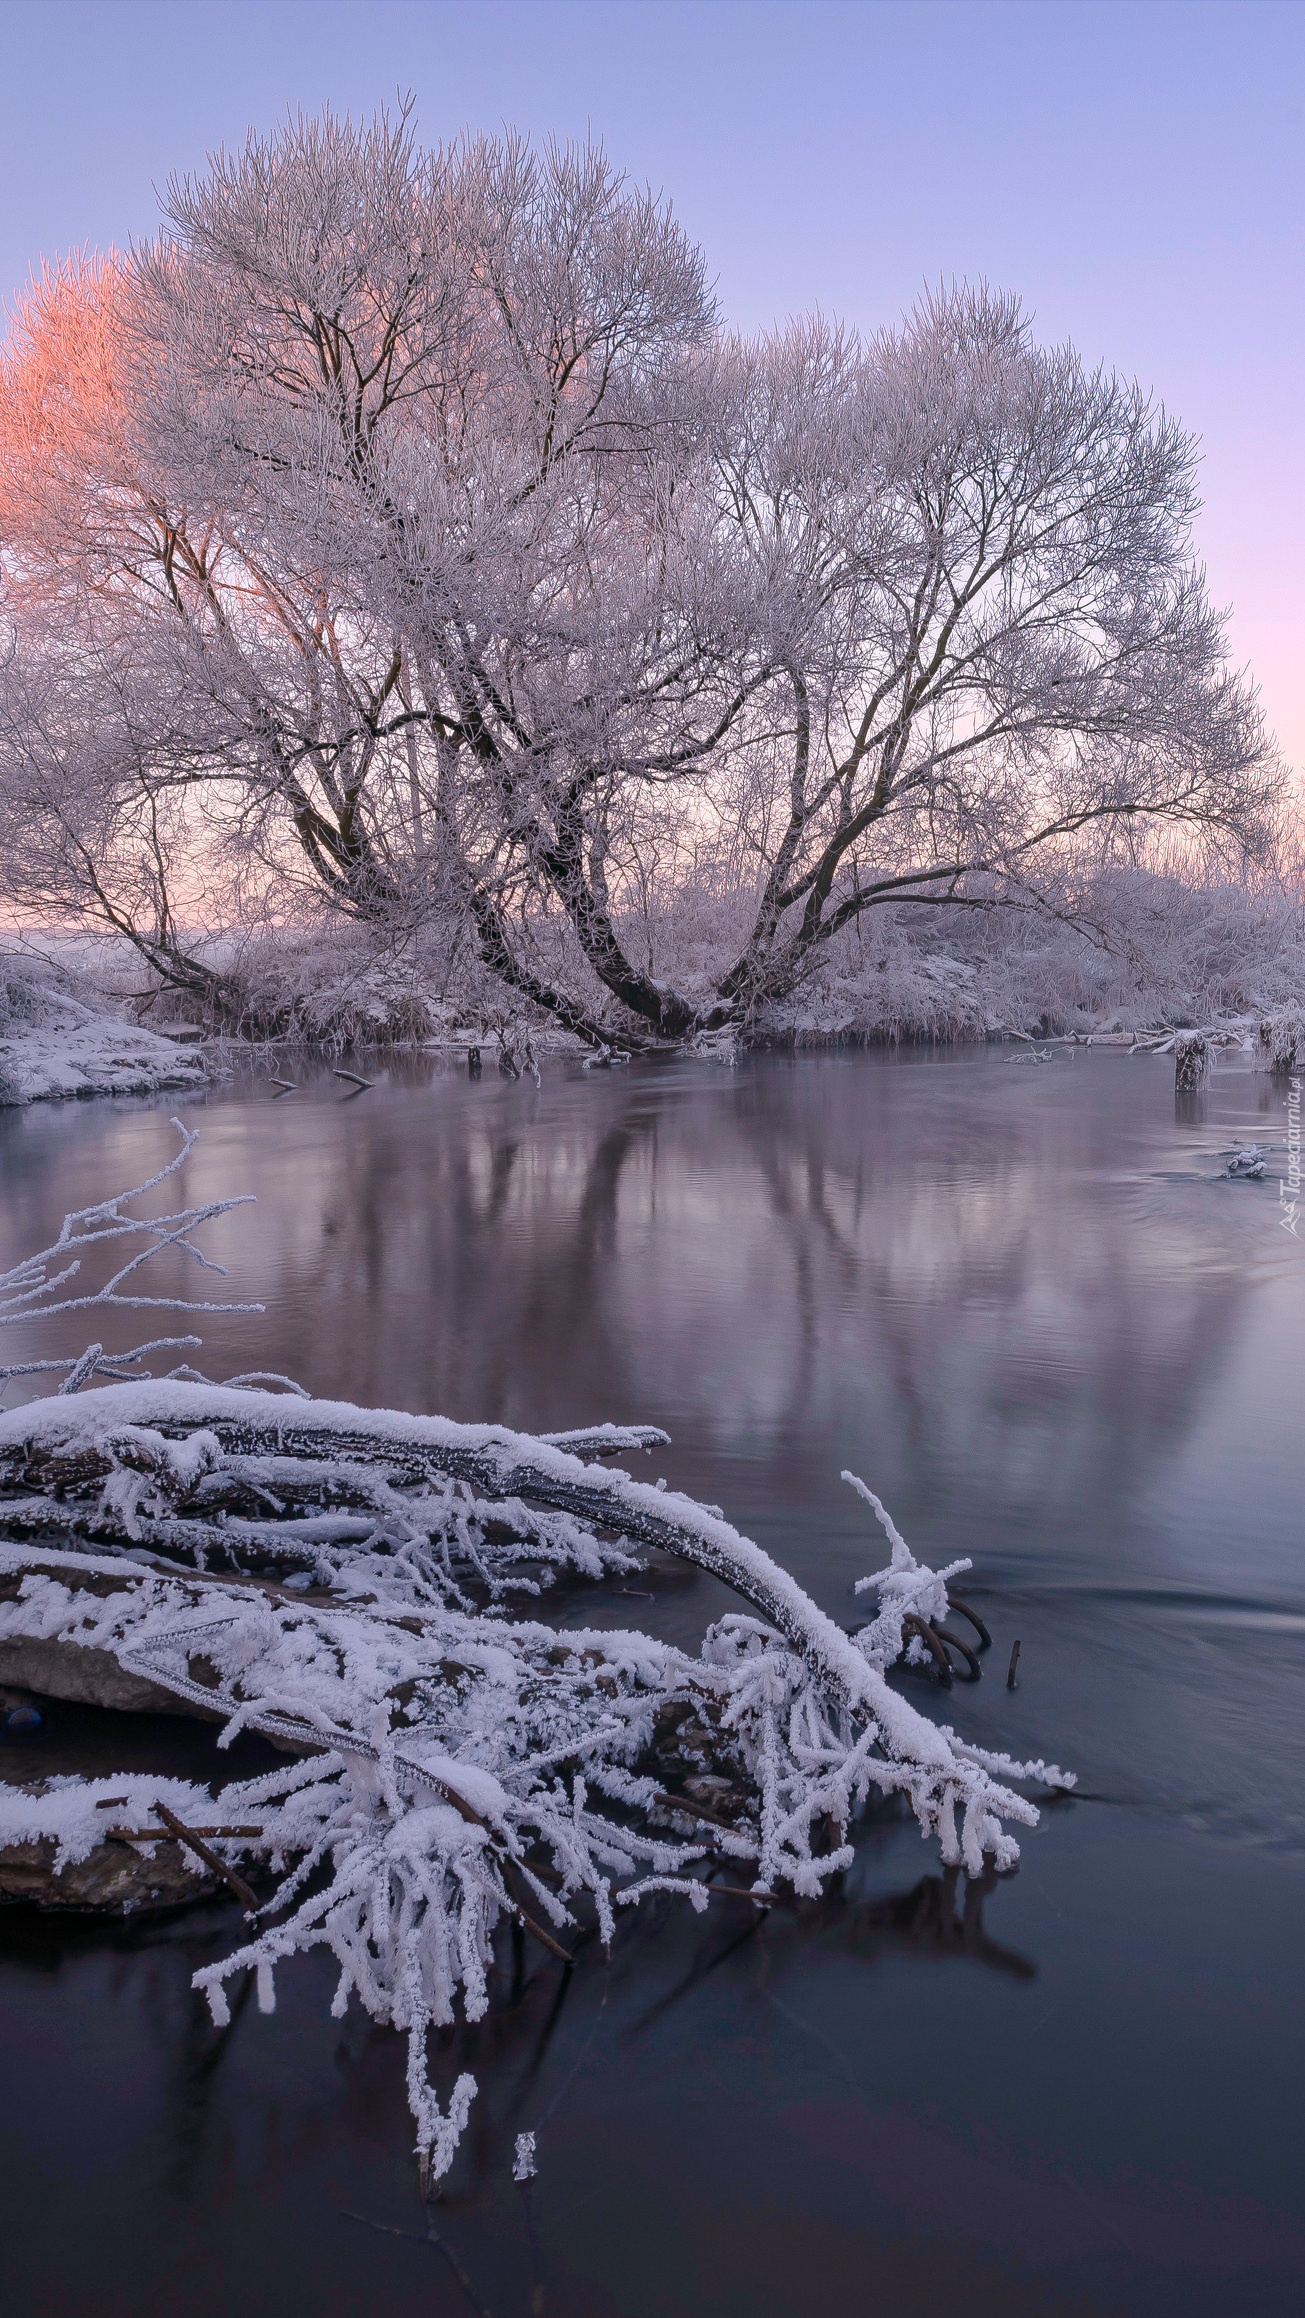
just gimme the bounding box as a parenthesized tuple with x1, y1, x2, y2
(1, 1044, 1301, 2316)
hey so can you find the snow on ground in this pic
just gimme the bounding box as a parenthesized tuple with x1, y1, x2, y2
(0, 1016, 211, 1105)
(0, 957, 211, 1106)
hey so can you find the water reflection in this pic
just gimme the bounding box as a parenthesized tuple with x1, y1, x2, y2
(0, 1051, 1268, 1556)
(2, 1052, 1303, 2317)
(1175, 1086, 1209, 1127)
(840, 1863, 1037, 1980)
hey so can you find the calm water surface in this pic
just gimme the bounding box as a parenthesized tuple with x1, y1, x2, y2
(1, 1047, 1302, 2317)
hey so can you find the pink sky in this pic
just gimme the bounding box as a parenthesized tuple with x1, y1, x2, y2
(2, 0, 1301, 775)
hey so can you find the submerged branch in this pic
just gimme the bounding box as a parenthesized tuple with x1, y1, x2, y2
(0, 1128, 1070, 2189)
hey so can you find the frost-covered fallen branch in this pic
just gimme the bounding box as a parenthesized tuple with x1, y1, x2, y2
(0, 1132, 1072, 2186)
(0, 1386, 1073, 2180)
(0, 1118, 261, 1393)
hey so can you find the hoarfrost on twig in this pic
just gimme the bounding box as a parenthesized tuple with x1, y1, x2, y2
(0, 1118, 262, 1393)
(0, 1154, 1075, 2187)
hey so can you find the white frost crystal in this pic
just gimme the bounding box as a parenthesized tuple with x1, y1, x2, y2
(0, 1133, 1072, 2185)
(0, 1414, 1071, 2178)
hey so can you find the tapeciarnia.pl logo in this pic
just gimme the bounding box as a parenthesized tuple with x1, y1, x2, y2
(1280, 1075, 1301, 1235)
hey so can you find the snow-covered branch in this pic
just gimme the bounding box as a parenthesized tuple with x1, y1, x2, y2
(0, 1378, 1072, 2179)
(0, 1116, 262, 1393)
(0, 1130, 1071, 2185)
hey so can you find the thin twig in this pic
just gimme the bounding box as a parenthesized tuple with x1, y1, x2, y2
(653, 1788, 740, 1834)
(150, 1800, 259, 1910)
(109, 1824, 264, 1839)
(340, 2211, 495, 2318)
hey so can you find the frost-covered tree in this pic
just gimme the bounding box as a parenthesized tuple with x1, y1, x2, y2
(0, 107, 1282, 1042)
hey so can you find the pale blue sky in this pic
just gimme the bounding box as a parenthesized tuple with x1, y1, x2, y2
(1, 0, 1301, 764)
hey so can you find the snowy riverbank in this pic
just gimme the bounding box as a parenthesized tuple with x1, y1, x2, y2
(0, 957, 211, 1106)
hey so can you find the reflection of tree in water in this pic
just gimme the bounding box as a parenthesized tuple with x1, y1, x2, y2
(194, 1060, 1252, 1549)
(0, 1058, 1251, 1550)
(381, 1855, 1038, 2198)
(342, 1859, 1034, 2308)
(615, 1866, 1037, 2068)
(0, 1896, 256, 2195)
(700, 1071, 1247, 1528)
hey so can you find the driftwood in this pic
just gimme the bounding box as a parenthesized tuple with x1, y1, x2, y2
(0, 1384, 1042, 1764)
(0, 1396, 1074, 2177)
(0, 1126, 1073, 2183)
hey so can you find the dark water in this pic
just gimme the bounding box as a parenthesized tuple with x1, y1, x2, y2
(1, 1046, 1302, 2317)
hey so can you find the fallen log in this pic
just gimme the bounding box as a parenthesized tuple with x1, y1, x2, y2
(0, 1123, 1073, 2188)
(0, 1410, 1072, 2184)
(0, 1829, 219, 1913)
(0, 1383, 1015, 1767)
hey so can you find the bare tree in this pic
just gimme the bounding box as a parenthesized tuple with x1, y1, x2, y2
(0, 110, 1281, 1044)
(699, 298, 1278, 1021)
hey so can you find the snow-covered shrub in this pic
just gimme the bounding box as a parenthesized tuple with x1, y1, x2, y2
(1257, 1011, 1304, 1071)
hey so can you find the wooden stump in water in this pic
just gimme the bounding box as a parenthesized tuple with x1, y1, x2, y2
(1174, 1034, 1208, 1090)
